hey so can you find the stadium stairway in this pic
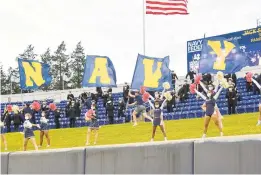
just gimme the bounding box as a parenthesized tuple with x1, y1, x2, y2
(1, 78, 260, 133)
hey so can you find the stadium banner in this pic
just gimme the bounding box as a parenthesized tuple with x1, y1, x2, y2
(18, 59, 52, 90)
(199, 37, 247, 74)
(187, 27, 261, 73)
(131, 54, 173, 91)
(82, 55, 117, 87)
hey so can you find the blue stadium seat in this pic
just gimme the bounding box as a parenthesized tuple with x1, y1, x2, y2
(237, 105, 246, 113)
(220, 107, 228, 115)
(246, 105, 255, 113)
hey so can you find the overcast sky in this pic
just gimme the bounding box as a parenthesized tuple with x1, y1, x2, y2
(1, 0, 260, 83)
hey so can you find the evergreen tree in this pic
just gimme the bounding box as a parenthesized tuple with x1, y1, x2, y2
(41, 48, 52, 64)
(19, 44, 37, 60)
(40, 48, 53, 91)
(0, 63, 9, 95)
(52, 41, 71, 90)
(70, 42, 85, 88)
(6, 67, 20, 94)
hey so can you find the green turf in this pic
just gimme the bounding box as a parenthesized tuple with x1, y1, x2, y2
(1, 112, 261, 152)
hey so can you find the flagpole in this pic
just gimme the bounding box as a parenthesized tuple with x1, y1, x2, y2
(126, 0, 146, 124)
(142, 0, 146, 55)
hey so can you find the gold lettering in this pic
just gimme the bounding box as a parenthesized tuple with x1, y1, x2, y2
(243, 29, 257, 36)
(243, 30, 250, 36)
(22, 62, 45, 86)
(143, 59, 162, 88)
(208, 40, 235, 70)
(251, 37, 261, 42)
(89, 58, 111, 84)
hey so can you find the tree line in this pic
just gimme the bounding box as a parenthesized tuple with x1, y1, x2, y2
(1, 41, 86, 95)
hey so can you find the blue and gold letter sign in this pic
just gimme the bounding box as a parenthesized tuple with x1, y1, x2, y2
(199, 37, 247, 74)
(18, 59, 52, 89)
(82, 55, 117, 87)
(131, 54, 172, 91)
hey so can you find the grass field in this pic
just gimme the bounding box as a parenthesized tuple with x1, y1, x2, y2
(1, 112, 261, 152)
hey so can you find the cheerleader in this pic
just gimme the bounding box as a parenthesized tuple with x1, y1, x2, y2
(200, 81, 224, 122)
(23, 113, 40, 151)
(128, 91, 153, 126)
(0, 121, 7, 150)
(195, 86, 223, 138)
(39, 111, 50, 148)
(86, 104, 99, 145)
(148, 99, 167, 141)
(251, 78, 261, 126)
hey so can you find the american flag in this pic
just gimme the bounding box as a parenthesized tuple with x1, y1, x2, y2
(146, 0, 189, 15)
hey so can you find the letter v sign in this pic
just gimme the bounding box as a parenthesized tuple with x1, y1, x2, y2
(207, 40, 235, 70)
(143, 59, 162, 88)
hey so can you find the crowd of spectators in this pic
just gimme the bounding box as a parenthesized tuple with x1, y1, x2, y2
(1, 100, 62, 133)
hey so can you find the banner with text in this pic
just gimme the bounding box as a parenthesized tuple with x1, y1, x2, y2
(199, 37, 247, 74)
(82, 55, 117, 87)
(131, 54, 173, 91)
(187, 27, 261, 73)
(18, 59, 52, 90)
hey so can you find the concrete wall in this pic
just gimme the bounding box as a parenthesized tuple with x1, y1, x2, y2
(1, 152, 9, 174)
(194, 135, 261, 174)
(1, 134, 261, 174)
(0, 85, 124, 103)
(7, 148, 85, 174)
(85, 140, 194, 174)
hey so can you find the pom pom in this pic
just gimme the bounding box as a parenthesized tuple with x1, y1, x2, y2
(194, 75, 202, 85)
(164, 91, 173, 101)
(220, 78, 230, 88)
(49, 103, 57, 111)
(163, 82, 171, 90)
(6, 105, 12, 112)
(23, 121, 32, 128)
(246, 72, 253, 83)
(140, 86, 146, 95)
(216, 71, 224, 81)
(85, 109, 94, 121)
(32, 101, 41, 111)
(142, 92, 150, 102)
(12, 105, 19, 113)
(40, 117, 48, 123)
(189, 83, 196, 94)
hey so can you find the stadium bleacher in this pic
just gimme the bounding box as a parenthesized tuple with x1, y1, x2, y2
(1, 77, 260, 133)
